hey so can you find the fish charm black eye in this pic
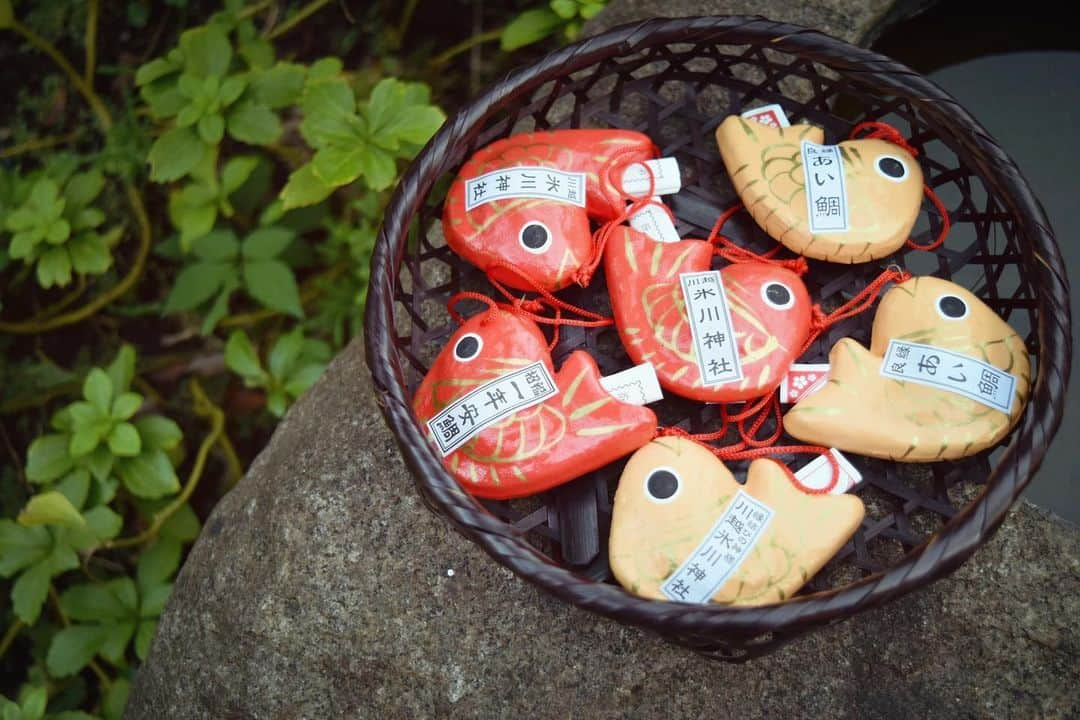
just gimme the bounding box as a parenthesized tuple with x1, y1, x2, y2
(761, 281, 794, 310)
(453, 333, 483, 362)
(875, 155, 909, 181)
(937, 294, 968, 320)
(519, 222, 551, 253)
(644, 467, 680, 503)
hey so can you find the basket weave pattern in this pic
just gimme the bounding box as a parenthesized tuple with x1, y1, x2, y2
(365, 17, 1071, 659)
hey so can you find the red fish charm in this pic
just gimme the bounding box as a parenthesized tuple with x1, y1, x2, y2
(412, 306, 657, 499)
(442, 130, 657, 292)
(604, 226, 813, 402)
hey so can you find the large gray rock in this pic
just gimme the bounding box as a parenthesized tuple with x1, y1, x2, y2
(127, 338, 1078, 719)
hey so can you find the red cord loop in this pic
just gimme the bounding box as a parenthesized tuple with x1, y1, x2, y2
(848, 121, 951, 252)
(703, 202, 809, 274)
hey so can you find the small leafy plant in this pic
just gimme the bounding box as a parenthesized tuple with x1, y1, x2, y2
(501, 0, 606, 50)
(225, 328, 330, 417)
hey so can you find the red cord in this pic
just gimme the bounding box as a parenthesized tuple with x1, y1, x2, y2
(702, 202, 809, 274)
(798, 266, 911, 357)
(848, 121, 951, 252)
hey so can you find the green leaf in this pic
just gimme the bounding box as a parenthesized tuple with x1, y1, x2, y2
(135, 57, 178, 86)
(197, 113, 225, 144)
(68, 233, 112, 275)
(162, 261, 231, 313)
(301, 78, 355, 126)
(243, 259, 302, 316)
(26, 434, 74, 483)
(62, 578, 136, 622)
(67, 401, 102, 428)
(64, 170, 105, 209)
(19, 686, 46, 720)
(86, 446, 114, 483)
(12, 561, 51, 624)
(169, 185, 218, 248)
(47, 626, 107, 677)
(67, 505, 123, 550)
(226, 101, 281, 145)
(550, 0, 578, 19)
(111, 392, 143, 420)
(580, 1, 604, 20)
(179, 24, 232, 78)
(99, 620, 136, 663)
(268, 329, 303, 380)
(107, 422, 142, 457)
(252, 62, 306, 108)
(70, 206, 106, 231)
(137, 538, 181, 587)
(148, 126, 205, 182)
(37, 247, 72, 288)
(0, 0, 14, 29)
(200, 284, 234, 334)
(44, 218, 71, 245)
(103, 678, 131, 720)
(306, 57, 343, 81)
(56, 469, 91, 509)
(310, 145, 365, 188)
(17, 491, 86, 529)
(365, 79, 445, 147)
(266, 389, 288, 417)
(160, 503, 200, 541)
(68, 423, 105, 459)
(224, 330, 265, 382)
(357, 146, 398, 191)
(284, 363, 327, 398)
(500, 8, 563, 50)
(0, 521, 50, 576)
(242, 226, 294, 260)
(83, 369, 114, 413)
(102, 346, 135, 396)
(222, 155, 259, 194)
(280, 163, 335, 209)
(115, 449, 179, 499)
(219, 74, 248, 106)
(135, 618, 158, 660)
(191, 228, 241, 261)
(134, 416, 183, 451)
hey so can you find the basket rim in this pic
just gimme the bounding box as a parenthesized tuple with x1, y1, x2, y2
(363, 15, 1072, 640)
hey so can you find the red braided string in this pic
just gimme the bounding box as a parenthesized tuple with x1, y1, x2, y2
(798, 266, 911, 357)
(697, 202, 809, 274)
(848, 121, 951, 252)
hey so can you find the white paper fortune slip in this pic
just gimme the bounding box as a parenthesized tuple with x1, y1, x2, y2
(680, 271, 743, 386)
(661, 490, 774, 603)
(620, 157, 682, 197)
(599, 363, 664, 405)
(427, 361, 558, 456)
(794, 449, 862, 495)
(801, 141, 849, 234)
(879, 339, 1017, 414)
(741, 103, 791, 128)
(464, 166, 586, 211)
(628, 198, 680, 244)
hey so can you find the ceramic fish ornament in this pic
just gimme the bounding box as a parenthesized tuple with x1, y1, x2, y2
(413, 306, 657, 499)
(609, 436, 864, 606)
(443, 130, 657, 292)
(604, 225, 812, 402)
(784, 276, 1031, 460)
(715, 115, 923, 263)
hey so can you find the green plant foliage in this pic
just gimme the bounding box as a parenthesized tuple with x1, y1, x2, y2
(225, 328, 330, 416)
(502, 0, 606, 49)
(3, 171, 122, 289)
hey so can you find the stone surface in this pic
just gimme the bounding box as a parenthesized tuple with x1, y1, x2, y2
(582, 0, 897, 44)
(127, 338, 1079, 719)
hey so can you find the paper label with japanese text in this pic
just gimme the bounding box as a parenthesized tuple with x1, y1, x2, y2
(680, 271, 743, 386)
(779, 363, 830, 404)
(599, 363, 664, 405)
(741, 103, 791, 129)
(464, 166, 586, 211)
(661, 490, 774, 603)
(620, 157, 682, 197)
(427, 361, 558, 456)
(879, 339, 1016, 414)
(801, 141, 849, 233)
(628, 199, 680, 243)
(794, 449, 862, 494)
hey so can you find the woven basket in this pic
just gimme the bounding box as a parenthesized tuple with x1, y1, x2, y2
(364, 16, 1072, 660)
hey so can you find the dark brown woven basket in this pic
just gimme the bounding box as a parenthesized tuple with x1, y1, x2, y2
(364, 16, 1072, 660)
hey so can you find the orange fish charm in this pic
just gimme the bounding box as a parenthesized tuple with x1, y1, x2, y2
(442, 130, 657, 292)
(604, 225, 812, 402)
(412, 306, 657, 499)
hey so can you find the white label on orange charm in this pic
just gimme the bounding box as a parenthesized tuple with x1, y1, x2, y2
(794, 449, 862, 494)
(680, 271, 743, 386)
(880, 339, 1016, 414)
(801, 141, 849, 233)
(427, 361, 558, 456)
(780, 362, 831, 404)
(661, 490, 774, 603)
(620, 157, 681, 197)
(741, 103, 790, 128)
(599, 363, 664, 405)
(464, 166, 586, 211)
(628, 198, 680, 243)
